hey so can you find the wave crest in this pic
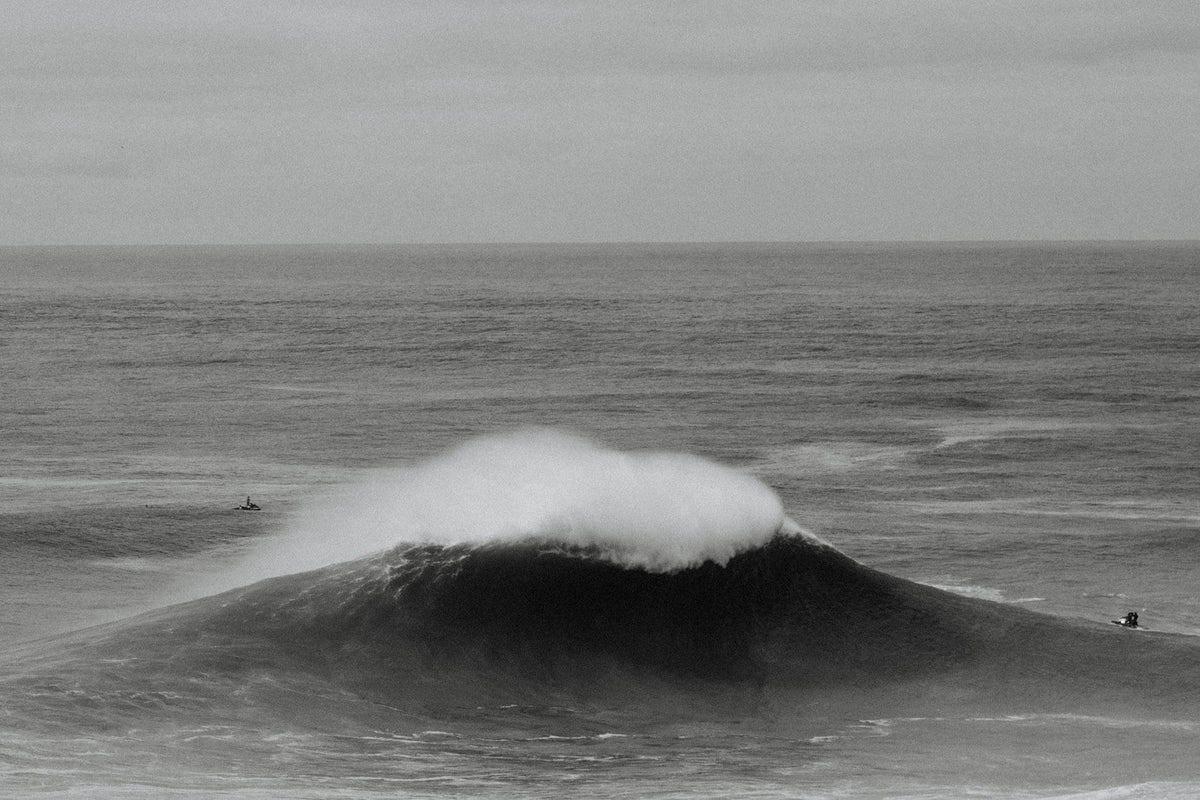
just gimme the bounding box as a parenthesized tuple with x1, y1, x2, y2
(230, 430, 787, 586)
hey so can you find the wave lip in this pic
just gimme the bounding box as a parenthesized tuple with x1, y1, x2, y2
(229, 429, 787, 584)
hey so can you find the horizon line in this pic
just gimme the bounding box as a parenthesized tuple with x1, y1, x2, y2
(3, 238, 1198, 249)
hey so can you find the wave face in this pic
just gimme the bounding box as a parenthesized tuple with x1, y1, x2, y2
(16, 531, 1200, 737)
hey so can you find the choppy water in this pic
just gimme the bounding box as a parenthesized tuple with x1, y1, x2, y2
(1, 242, 1199, 798)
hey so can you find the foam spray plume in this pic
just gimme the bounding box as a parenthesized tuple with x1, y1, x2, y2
(231, 430, 789, 585)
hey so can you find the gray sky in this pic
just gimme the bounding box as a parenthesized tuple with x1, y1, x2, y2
(4, 1, 1199, 244)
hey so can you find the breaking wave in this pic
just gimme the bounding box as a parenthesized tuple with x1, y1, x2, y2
(224, 429, 788, 587)
(7, 431, 1200, 738)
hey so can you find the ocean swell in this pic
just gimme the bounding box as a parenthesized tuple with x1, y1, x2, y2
(9, 433, 1200, 735)
(10, 529, 1200, 741)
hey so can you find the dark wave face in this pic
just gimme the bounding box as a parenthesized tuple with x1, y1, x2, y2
(11, 531, 1200, 740)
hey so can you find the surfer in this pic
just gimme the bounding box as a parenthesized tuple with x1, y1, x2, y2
(1116, 611, 1138, 627)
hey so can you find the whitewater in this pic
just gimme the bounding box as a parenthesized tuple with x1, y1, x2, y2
(220, 429, 789, 588)
(2, 242, 1199, 799)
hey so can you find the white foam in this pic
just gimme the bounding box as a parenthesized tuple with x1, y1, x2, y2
(1037, 781, 1200, 800)
(754, 441, 911, 476)
(926, 582, 1007, 603)
(224, 429, 787, 585)
(923, 580, 1045, 606)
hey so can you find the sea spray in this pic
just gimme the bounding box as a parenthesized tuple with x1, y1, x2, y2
(222, 429, 787, 587)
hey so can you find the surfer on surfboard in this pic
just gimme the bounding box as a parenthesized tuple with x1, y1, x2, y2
(1114, 611, 1139, 628)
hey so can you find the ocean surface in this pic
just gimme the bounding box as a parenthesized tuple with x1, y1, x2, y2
(1, 242, 1198, 799)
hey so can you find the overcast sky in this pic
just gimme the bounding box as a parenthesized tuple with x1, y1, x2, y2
(4, 1, 1199, 244)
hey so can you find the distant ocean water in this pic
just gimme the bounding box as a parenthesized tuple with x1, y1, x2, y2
(1, 242, 1198, 799)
